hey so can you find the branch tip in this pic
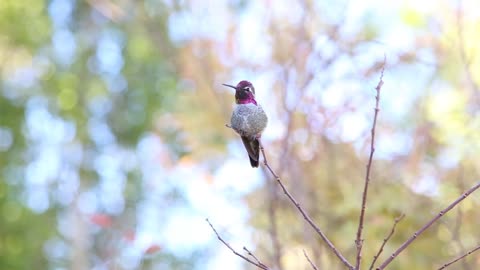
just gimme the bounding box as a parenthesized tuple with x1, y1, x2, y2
(303, 249, 319, 270)
(355, 61, 386, 269)
(206, 219, 270, 270)
(369, 213, 405, 270)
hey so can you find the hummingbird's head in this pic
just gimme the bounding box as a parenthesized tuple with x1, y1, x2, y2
(222, 80, 257, 105)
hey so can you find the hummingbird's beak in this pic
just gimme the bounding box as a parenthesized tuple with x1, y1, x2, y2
(222, 83, 237, 90)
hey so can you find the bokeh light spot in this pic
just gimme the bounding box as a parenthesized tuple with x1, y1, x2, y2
(57, 88, 78, 110)
(0, 127, 13, 151)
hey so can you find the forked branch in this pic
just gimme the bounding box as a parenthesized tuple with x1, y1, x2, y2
(355, 58, 386, 269)
(377, 181, 480, 269)
(369, 213, 405, 270)
(206, 219, 270, 270)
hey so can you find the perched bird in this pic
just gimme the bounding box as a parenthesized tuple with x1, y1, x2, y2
(223, 80, 268, 167)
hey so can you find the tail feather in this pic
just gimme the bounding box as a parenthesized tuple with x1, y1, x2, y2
(241, 136, 260, 168)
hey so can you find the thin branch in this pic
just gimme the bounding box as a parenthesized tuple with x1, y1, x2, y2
(206, 219, 270, 270)
(438, 244, 480, 270)
(244, 247, 267, 267)
(303, 249, 319, 270)
(355, 57, 386, 270)
(377, 181, 480, 270)
(369, 214, 405, 270)
(449, 167, 472, 270)
(259, 143, 354, 270)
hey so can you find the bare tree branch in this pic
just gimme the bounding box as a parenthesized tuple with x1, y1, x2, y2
(206, 219, 270, 270)
(355, 57, 386, 270)
(244, 247, 267, 267)
(369, 214, 405, 270)
(438, 244, 480, 270)
(377, 181, 480, 269)
(259, 143, 354, 270)
(449, 167, 472, 270)
(303, 249, 319, 270)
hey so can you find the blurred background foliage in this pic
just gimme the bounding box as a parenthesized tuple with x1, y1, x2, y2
(1, 0, 480, 269)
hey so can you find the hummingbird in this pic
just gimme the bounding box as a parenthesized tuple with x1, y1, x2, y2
(223, 80, 268, 168)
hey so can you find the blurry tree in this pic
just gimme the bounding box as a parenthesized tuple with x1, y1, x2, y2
(1, 0, 480, 270)
(0, 0, 201, 269)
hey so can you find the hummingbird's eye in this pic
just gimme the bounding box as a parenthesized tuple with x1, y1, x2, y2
(244, 86, 251, 92)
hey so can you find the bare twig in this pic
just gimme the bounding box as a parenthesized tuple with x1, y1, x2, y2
(259, 143, 354, 270)
(369, 214, 405, 270)
(243, 247, 266, 267)
(206, 219, 270, 270)
(303, 249, 319, 270)
(355, 58, 386, 270)
(450, 167, 472, 270)
(438, 244, 480, 270)
(377, 181, 480, 270)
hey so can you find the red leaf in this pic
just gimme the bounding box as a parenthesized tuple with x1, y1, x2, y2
(123, 230, 136, 242)
(90, 214, 113, 228)
(145, 244, 161, 254)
